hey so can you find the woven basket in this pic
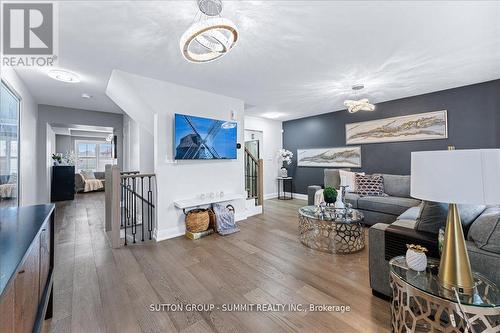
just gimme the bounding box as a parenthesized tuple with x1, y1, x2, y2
(185, 209, 210, 233)
(208, 209, 217, 231)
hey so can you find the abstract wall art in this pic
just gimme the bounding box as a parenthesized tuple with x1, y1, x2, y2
(297, 146, 361, 168)
(345, 110, 448, 144)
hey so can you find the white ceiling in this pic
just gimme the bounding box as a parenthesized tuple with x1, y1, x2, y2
(13, 1, 500, 120)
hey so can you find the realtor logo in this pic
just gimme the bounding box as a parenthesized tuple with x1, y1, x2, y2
(2, 2, 58, 66)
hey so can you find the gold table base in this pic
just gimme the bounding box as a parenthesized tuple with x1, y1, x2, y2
(390, 272, 500, 333)
(298, 213, 364, 254)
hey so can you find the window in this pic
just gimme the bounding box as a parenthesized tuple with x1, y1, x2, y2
(76, 140, 115, 172)
(0, 81, 20, 207)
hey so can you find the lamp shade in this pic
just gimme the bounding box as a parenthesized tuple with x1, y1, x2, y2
(411, 149, 500, 205)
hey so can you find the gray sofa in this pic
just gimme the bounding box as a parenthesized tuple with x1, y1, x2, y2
(75, 171, 105, 193)
(370, 205, 500, 297)
(307, 170, 421, 226)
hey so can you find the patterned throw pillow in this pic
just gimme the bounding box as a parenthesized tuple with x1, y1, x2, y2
(80, 170, 96, 180)
(355, 174, 385, 196)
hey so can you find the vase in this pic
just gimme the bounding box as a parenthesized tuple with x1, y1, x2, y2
(438, 227, 445, 256)
(334, 189, 344, 208)
(280, 167, 288, 178)
(406, 249, 427, 272)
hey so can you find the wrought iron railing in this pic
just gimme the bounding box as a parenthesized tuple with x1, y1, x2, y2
(244, 148, 263, 206)
(105, 165, 156, 248)
(120, 172, 155, 245)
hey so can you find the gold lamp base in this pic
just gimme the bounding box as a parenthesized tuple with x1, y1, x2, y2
(438, 203, 474, 295)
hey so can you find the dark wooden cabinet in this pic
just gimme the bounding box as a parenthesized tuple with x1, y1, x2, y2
(51, 165, 75, 202)
(0, 283, 15, 333)
(39, 222, 51, 302)
(0, 205, 55, 333)
(15, 237, 40, 333)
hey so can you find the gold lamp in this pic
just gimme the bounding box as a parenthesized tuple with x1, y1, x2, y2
(411, 148, 500, 294)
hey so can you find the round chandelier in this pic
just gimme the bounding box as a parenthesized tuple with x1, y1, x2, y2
(344, 84, 376, 113)
(180, 0, 238, 63)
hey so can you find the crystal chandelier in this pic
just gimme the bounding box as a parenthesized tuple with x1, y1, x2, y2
(180, 0, 238, 63)
(344, 84, 375, 113)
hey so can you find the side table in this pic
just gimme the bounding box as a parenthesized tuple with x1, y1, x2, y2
(389, 256, 500, 333)
(277, 177, 293, 200)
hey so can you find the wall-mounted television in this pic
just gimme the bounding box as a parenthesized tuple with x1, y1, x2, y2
(174, 113, 237, 160)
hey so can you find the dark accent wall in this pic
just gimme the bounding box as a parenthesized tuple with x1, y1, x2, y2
(283, 80, 500, 194)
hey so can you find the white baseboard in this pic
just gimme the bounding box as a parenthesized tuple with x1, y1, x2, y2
(264, 192, 278, 200)
(245, 205, 263, 217)
(235, 212, 247, 222)
(292, 193, 308, 201)
(154, 225, 185, 242)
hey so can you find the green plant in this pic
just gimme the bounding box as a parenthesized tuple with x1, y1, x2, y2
(323, 186, 338, 204)
(51, 153, 62, 163)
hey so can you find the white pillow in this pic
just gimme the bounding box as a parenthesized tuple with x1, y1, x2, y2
(339, 170, 365, 193)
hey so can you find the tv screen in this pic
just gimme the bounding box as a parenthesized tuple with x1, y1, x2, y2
(174, 114, 237, 160)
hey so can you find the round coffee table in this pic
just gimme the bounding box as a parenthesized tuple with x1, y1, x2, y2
(298, 205, 364, 254)
(389, 256, 500, 332)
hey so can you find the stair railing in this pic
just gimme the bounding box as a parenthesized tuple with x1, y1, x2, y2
(105, 165, 156, 248)
(244, 148, 264, 207)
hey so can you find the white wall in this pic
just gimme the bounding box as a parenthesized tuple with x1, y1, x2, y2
(107, 70, 245, 241)
(244, 116, 283, 199)
(1, 68, 40, 205)
(122, 114, 154, 173)
(46, 125, 56, 201)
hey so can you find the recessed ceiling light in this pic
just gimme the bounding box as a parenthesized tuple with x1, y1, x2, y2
(261, 112, 286, 119)
(81, 93, 92, 99)
(48, 69, 81, 83)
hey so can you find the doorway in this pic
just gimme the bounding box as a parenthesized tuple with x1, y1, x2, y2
(244, 130, 263, 206)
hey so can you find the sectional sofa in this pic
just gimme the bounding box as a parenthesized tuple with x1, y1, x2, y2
(307, 169, 500, 298)
(307, 169, 420, 226)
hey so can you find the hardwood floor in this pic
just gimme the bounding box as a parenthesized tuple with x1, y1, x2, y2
(45, 192, 391, 333)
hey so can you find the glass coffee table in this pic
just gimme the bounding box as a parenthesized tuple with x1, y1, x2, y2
(389, 256, 500, 332)
(298, 205, 364, 254)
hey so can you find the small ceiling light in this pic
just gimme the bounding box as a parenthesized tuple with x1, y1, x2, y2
(344, 84, 375, 113)
(81, 93, 92, 99)
(180, 0, 238, 63)
(262, 112, 285, 119)
(48, 69, 81, 83)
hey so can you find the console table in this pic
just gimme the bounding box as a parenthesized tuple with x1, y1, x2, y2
(277, 177, 293, 200)
(174, 192, 245, 214)
(389, 256, 500, 333)
(0, 204, 55, 333)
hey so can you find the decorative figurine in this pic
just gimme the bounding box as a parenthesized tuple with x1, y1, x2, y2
(406, 244, 428, 272)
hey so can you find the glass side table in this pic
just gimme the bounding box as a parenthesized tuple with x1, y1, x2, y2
(298, 205, 364, 254)
(389, 256, 500, 333)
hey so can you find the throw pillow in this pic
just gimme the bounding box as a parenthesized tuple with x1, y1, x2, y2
(355, 174, 385, 196)
(414, 201, 486, 234)
(467, 207, 500, 254)
(339, 170, 365, 193)
(81, 170, 96, 180)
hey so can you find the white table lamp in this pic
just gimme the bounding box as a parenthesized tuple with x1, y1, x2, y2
(411, 148, 500, 294)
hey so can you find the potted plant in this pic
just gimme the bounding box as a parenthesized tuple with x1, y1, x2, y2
(51, 153, 62, 166)
(277, 149, 293, 177)
(323, 186, 338, 205)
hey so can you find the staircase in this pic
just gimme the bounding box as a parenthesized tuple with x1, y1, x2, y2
(244, 148, 263, 217)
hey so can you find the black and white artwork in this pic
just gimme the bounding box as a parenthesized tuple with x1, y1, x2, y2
(297, 146, 361, 168)
(345, 110, 448, 144)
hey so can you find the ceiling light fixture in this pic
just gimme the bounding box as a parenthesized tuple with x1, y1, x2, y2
(48, 69, 81, 83)
(180, 0, 238, 63)
(344, 84, 375, 113)
(81, 93, 92, 99)
(261, 112, 285, 119)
